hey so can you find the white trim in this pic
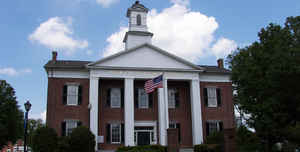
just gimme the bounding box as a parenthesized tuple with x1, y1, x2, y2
(199, 74, 231, 82)
(134, 121, 157, 145)
(47, 70, 89, 78)
(90, 70, 199, 81)
(87, 43, 203, 71)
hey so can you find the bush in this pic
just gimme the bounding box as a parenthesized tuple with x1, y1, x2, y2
(116, 145, 167, 152)
(194, 144, 222, 152)
(68, 126, 95, 152)
(32, 126, 58, 152)
(55, 136, 70, 152)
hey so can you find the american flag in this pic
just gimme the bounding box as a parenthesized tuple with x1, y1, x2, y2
(144, 75, 163, 93)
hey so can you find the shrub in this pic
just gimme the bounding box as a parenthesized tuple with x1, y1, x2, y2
(116, 145, 167, 152)
(68, 126, 95, 152)
(32, 126, 58, 152)
(194, 144, 220, 152)
(55, 136, 70, 152)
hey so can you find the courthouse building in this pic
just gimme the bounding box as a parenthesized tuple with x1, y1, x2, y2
(44, 1, 235, 151)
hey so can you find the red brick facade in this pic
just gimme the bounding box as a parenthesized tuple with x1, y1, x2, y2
(200, 82, 235, 142)
(46, 78, 234, 150)
(46, 78, 90, 136)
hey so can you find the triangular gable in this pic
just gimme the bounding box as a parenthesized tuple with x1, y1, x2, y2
(87, 43, 203, 71)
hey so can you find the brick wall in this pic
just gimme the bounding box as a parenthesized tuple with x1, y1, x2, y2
(200, 82, 235, 141)
(46, 78, 90, 136)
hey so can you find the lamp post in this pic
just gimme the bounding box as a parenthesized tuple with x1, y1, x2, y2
(24, 101, 31, 152)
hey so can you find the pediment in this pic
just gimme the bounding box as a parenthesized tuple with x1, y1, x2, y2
(88, 43, 202, 71)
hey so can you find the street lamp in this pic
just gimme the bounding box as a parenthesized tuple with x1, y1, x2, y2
(24, 101, 31, 152)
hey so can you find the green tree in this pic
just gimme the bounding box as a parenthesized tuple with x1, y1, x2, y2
(32, 126, 58, 152)
(0, 80, 24, 148)
(228, 16, 300, 151)
(236, 126, 262, 152)
(27, 119, 45, 148)
(68, 126, 95, 152)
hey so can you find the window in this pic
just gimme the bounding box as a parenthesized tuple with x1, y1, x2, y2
(207, 88, 217, 107)
(63, 84, 82, 106)
(67, 85, 78, 105)
(204, 87, 221, 107)
(138, 88, 149, 108)
(111, 88, 121, 108)
(168, 88, 179, 108)
(111, 124, 121, 144)
(137, 14, 141, 25)
(206, 120, 223, 136)
(66, 120, 78, 136)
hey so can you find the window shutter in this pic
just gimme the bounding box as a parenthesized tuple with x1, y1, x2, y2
(63, 85, 68, 105)
(206, 122, 210, 136)
(177, 123, 181, 143)
(121, 123, 124, 143)
(216, 88, 221, 107)
(62, 122, 66, 136)
(78, 85, 82, 105)
(204, 88, 208, 106)
(219, 121, 223, 131)
(77, 121, 82, 127)
(121, 88, 124, 108)
(134, 88, 138, 108)
(106, 89, 111, 107)
(175, 90, 180, 108)
(106, 124, 111, 143)
(149, 93, 153, 108)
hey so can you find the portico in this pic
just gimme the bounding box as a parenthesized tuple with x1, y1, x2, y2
(88, 68, 204, 149)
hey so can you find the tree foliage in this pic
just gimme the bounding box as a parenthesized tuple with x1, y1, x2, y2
(32, 126, 58, 152)
(68, 126, 95, 152)
(228, 16, 300, 151)
(0, 80, 24, 148)
(27, 119, 45, 148)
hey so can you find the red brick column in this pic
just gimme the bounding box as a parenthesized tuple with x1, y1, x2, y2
(223, 128, 236, 152)
(167, 128, 179, 152)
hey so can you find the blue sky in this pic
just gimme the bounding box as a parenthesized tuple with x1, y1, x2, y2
(0, 0, 299, 121)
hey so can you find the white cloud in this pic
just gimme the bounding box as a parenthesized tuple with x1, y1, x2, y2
(29, 17, 88, 55)
(102, 27, 127, 57)
(30, 110, 46, 123)
(96, 0, 119, 8)
(170, 0, 189, 6)
(211, 38, 237, 58)
(101, 1, 236, 62)
(0, 67, 32, 76)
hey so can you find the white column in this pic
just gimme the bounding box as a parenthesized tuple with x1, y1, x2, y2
(163, 78, 169, 131)
(158, 88, 166, 145)
(190, 79, 203, 145)
(124, 78, 135, 146)
(89, 77, 99, 150)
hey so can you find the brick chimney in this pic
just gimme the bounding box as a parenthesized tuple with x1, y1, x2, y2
(52, 51, 57, 62)
(217, 58, 224, 68)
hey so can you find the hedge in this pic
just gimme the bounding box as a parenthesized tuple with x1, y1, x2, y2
(194, 144, 222, 152)
(116, 145, 167, 152)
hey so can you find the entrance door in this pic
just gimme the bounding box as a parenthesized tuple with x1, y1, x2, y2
(137, 132, 150, 146)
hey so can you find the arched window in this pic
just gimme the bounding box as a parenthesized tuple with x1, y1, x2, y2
(137, 14, 141, 26)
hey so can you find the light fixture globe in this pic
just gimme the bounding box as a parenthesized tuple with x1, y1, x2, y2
(24, 100, 31, 112)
